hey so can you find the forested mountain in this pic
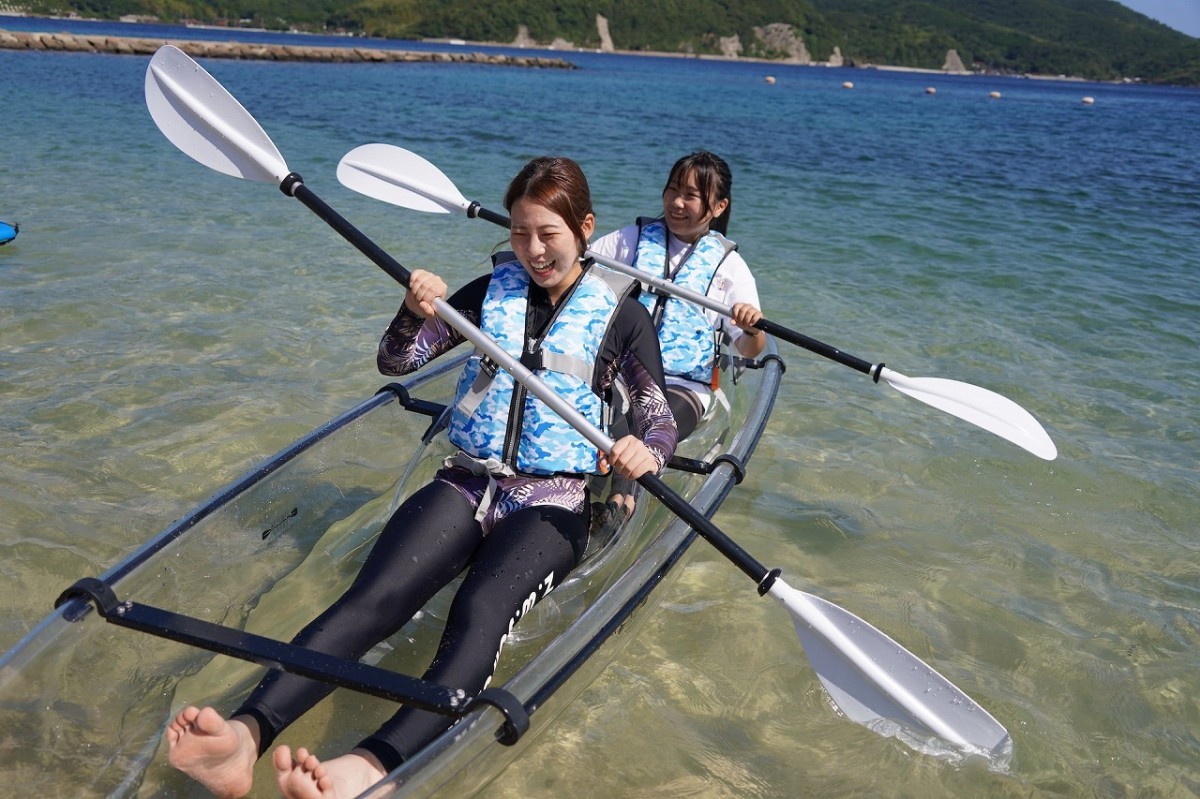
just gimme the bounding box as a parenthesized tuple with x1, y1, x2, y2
(17, 0, 1200, 84)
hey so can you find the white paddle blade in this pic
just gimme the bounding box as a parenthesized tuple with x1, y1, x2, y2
(768, 579, 1012, 762)
(145, 45, 288, 184)
(879, 368, 1057, 460)
(337, 143, 471, 215)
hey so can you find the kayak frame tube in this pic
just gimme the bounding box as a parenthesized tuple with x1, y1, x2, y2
(53, 577, 512, 726)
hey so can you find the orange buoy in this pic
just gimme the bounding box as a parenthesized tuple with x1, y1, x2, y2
(842, 81, 854, 89)
(765, 75, 776, 85)
(988, 91, 1002, 99)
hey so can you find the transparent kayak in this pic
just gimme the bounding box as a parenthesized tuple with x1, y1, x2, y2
(0, 342, 784, 799)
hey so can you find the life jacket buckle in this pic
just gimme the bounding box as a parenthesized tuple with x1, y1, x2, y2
(519, 349, 544, 371)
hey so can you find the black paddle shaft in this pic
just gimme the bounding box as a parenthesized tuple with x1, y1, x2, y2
(641, 473, 779, 593)
(279, 173, 780, 596)
(461, 199, 880, 383)
(468, 202, 511, 229)
(281, 174, 414, 288)
(755, 319, 879, 379)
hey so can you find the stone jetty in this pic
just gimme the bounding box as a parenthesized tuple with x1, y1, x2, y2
(0, 28, 576, 68)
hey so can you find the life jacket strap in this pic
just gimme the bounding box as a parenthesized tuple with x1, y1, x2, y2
(444, 451, 517, 522)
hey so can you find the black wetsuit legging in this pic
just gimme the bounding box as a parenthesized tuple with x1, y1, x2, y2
(664, 385, 704, 442)
(233, 478, 589, 772)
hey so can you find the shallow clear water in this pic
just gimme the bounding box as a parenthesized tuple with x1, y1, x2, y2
(2, 16, 1199, 798)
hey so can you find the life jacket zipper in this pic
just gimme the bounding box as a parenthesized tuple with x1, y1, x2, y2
(501, 269, 588, 468)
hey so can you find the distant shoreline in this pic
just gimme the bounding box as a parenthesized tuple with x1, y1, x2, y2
(1, 15, 1103, 82)
(0, 26, 576, 68)
(422, 35, 1097, 82)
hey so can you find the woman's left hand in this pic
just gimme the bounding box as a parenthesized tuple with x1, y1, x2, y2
(731, 302, 766, 356)
(601, 435, 660, 480)
(730, 302, 763, 332)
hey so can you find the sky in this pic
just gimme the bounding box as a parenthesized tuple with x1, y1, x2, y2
(1115, 0, 1200, 37)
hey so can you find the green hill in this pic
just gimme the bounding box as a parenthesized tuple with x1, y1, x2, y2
(19, 0, 1200, 84)
(810, 0, 1200, 84)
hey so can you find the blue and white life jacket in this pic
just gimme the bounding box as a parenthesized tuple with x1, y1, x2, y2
(447, 255, 633, 476)
(632, 217, 736, 384)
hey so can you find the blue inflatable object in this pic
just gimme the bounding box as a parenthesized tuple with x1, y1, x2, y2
(0, 220, 17, 245)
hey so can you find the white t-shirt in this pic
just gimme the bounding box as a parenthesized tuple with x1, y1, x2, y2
(590, 223, 760, 405)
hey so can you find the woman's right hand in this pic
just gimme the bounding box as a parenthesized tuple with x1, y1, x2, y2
(601, 435, 660, 481)
(403, 269, 448, 318)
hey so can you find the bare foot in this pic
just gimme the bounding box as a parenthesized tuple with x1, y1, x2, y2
(602, 494, 635, 525)
(610, 493, 635, 518)
(273, 746, 389, 799)
(165, 706, 258, 798)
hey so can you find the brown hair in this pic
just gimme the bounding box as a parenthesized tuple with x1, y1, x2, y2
(504, 156, 594, 255)
(663, 151, 733, 235)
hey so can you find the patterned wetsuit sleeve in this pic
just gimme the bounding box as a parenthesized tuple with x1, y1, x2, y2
(377, 275, 489, 376)
(622, 350, 677, 473)
(610, 297, 677, 473)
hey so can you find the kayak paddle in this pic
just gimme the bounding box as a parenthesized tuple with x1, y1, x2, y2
(144, 44, 1012, 762)
(336, 142, 1057, 462)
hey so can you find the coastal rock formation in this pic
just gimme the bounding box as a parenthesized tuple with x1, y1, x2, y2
(507, 22, 573, 51)
(704, 23, 820, 65)
(942, 48, 968, 73)
(828, 45, 844, 67)
(0, 28, 574, 67)
(596, 14, 614, 52)
(754, 22, 810, 64)
(512, 25, 535, 47)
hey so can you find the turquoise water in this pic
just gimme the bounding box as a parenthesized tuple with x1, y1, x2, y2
(3, 16, 1200, 798)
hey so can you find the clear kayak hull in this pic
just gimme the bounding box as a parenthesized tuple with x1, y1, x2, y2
(0, 343, 784, 798)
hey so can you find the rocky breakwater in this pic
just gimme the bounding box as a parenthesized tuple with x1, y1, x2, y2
(0, 28, 575, 68)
